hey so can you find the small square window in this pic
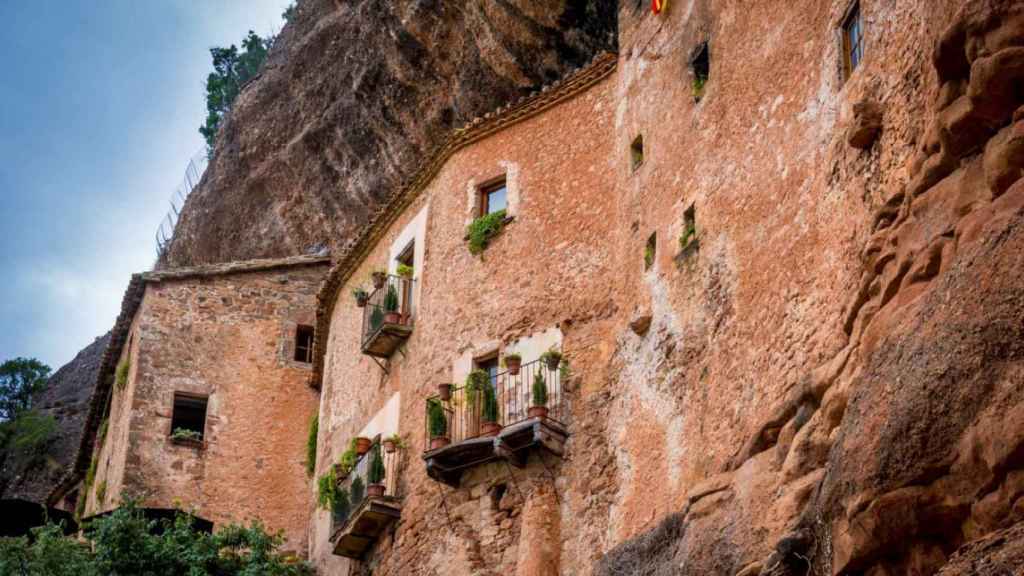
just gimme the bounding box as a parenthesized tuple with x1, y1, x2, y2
(295, 325, 315, 364)
(476, 355, 499, 385)
(480, 180, 508, 217)
(171, 393, 208, 439)
(630, 135, 644, 171)
(842, 3, 863, 79)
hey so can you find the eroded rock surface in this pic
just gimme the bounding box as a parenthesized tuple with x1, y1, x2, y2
(162, 0, 616, 267)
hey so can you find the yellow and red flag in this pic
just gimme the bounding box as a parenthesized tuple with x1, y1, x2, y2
(652, 0, 667, 14)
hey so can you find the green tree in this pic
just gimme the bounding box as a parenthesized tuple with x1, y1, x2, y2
(199, 31, 274, 152)
(0, 357, 50, 421)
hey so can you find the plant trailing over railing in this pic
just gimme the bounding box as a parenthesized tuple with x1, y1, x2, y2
(305, 414, 318, 478)
(465, 369, 489, 402)
(171, 428, 202, 442)
(337, 438, 358, 477)
(317, 468, 337, 510)
(396, 263, 414, 278)
(466, 209, 507, 255)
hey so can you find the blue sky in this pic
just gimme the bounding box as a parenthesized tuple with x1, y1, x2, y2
(0, 1, 291, 370)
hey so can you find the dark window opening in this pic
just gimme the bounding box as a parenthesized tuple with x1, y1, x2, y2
(630, 135, 644, 171)
(691, 42, 710, 101)
(680, 204, 698, 250)
(480, 179, 508, 217)
(490, 483, 508, 511)
(295, 325, 315, 364)
(171, 393, 208, 439)
(476, 355, 500, 386)
(842, 2, 863, 79)
(645, 232, 657, 270)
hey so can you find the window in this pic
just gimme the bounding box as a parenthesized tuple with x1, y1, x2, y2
(630, 135, 644, 171)
(476, 356, 500, 385)
(396, 242, 415, 312)
(842, 3, 863, 79)
(691, 42, 710, 101)
(171, 393, 208, 439)
(295, 325, 315, 363)
(479, 179, 508, 217)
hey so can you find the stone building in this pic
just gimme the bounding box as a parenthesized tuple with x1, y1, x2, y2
(307, 1, 1024, 575)
(48, 255, 330, 554)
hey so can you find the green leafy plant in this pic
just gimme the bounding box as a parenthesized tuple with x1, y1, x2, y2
(95, 480, 107, 504)
(352, 287, 368, 302)
(692, 75, 707, 100)
(317, 468, 337, 510)
(200, 31, 274, 152)
(336, 437, 358, 477)
(368, 443, 385, 485)
(482, 381, 499, 423)
(466, 209, 507, 255)
(171, 428, 202, 442)
(540, 348, 563, 369)
(428, 399, 448, 438)
(560, 358, 573, 382)
(384, 285, 399, 313)
(369, 307, 384, 332)
(85, 455, 98, 488)
(680, 221, 697, 248)
(644, 243, 655, 269)
(502, 352, 521, 367)
(532, 371, 548, 407)
(350, 476, 365, 505)
(0, 357, 51, 420)
(6, 410, 56, 457)
(396, 263, 414, 278)
(115, 357, 130, 390)
(332, 487, 350, 525)
(384, 433, 405, 450)
(305, 414, 318, 478)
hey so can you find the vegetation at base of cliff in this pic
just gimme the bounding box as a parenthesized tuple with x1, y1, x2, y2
(0, 500, 313, 575)
(0, 358, 55, 468)
(199, 4, 297, 153)
(305, 413, 318, 478)
(466, 209, 507, 255)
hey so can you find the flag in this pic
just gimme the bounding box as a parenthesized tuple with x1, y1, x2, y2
(652, 0, 667, 14)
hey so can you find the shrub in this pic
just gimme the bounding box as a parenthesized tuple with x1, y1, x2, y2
(384, 285, 399, 313)
(332, 488, 351, 525)
(466, 209, 507, 255)
(482, 381, 499, 423)
(305, 414, 318, 478)
(370, 307, 384, 332)
(317, 468, 337, 510)
(368, 443, 385, 485)
(532, 371, 548, 407)
(115, 357, 130, 389)
(350, 476, 365, 505)
(7, 410, 56, 457)
(428, 399, 447, 438)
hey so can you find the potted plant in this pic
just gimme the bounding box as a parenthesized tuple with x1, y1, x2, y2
(383, 433, 404, 454)
(352, 287, 369, 308)
(383, 285, 401, 325)
(366, 443, 386, 498)
(465, 369, 489, 438)
(502, 352, 522, 376)
(438, 383, 452, 401)
(428, 399, 449, 450)
(354, 436, 372, 456)
(540, 347, 563, 371)
(350, 476, 365, 506)
(529, 370, 549, 419)
(335, 442, 357, 480)
(171, 427, 204, 448)
(396, 263, 414, 278)
(369, 306, 384, 333)
(371, 270, 387, 290)
(481, 381, 501, 437)
(317, 468, 337, 511)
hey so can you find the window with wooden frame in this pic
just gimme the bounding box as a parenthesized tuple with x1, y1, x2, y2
(171, 393, 208, 439)
(479, 178, 508, 217)
(396, 241, 415, 313)
(841, 2, 864, 79)
(294, 325, 315, 363)
(475, 355, 500, 385)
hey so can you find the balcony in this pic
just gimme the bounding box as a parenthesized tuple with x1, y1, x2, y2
(422, 357, 568, 487)
(331, 440, 403, 559)
(360, 274, 415, 359)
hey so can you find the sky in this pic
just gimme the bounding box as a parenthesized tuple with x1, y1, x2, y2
(0, 1, 292, 370)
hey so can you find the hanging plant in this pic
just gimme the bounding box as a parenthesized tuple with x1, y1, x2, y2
(466, 209, 507, 255)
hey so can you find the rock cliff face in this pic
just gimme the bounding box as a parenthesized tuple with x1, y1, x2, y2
(162, 0, 616, 267)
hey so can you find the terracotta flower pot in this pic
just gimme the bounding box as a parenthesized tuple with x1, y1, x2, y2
(354, 437, 372, 455)
(481, 421, 502, 437)
(384, 311, 402, 325)
(544, 356, 561, 371)
(528, 406, 549, 420)
(372, 272, 387, 290)
(438, 383, 452, 401)
(367, 483, 385, 498)
(355, 294, 369, 308)
(383, 439, 396, 453)
(430, 436, 450, 450)
(505, 357, 521, 375)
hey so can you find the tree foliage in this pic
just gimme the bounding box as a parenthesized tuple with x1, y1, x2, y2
(0, 500, 313, 575)
(0, 357, 50, 421)
(199, 31, 273, 152)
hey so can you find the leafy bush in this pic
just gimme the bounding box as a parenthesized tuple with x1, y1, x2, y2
(6, 410, 56, 457)
(305, 414, 318, 478)
(350, 476, 365, 505)
(317, 468, 337, 511)
(428, 399, 447, 438)
(115, 356, 130, 389)
(370, 307, 384, 332)
(396, 263, 414, 278)
(532, 371, 548, 407)
(199, 31, 274, 152)
(0, 523, 97, 576)
(466, 209, 507, 255)
(0, 357, 51, 420)
(482, 381, 499, 423)
(384, 285, 399, 313)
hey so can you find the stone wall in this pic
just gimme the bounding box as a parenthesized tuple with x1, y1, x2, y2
(311, 0, 1024, 574)
(84, 260, 328, 554)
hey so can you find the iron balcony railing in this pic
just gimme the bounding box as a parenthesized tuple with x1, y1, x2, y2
(331, 440, 401, 530)
(361, 274, 415, 347)
(423, 357, 565, 450)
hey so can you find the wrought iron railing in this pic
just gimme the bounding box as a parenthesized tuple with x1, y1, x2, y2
(423, 357, 565, 450)
(331, 440, 401, 530)
(361, 274, 415, 346)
